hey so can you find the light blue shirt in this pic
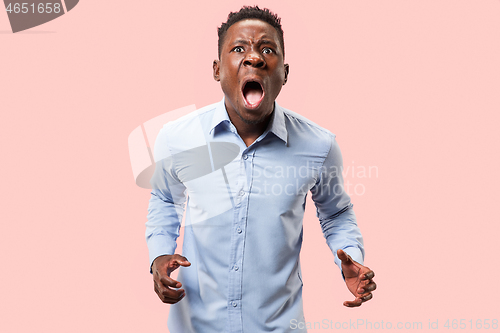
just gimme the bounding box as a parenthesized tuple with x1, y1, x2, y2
(146, 99, 364, 333)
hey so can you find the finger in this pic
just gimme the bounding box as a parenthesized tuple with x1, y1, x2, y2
(160, 287, 185, 303)
(361, 270, 375, 280)
(178, 256, 191, 267)
(361, 293, 373, 302)
(159, 274, 182, 288)
(360, 281, 376, 293)
(167, 257, 192, 276)
(172, 255, 191, 267)
(155, 277, 181, 294)
(154, 280, 186, 303)
(154, 278, 184, 295)
(357, 279, 376, 293)
(343, 297, 362, 307)
(158, 288, 186, 304)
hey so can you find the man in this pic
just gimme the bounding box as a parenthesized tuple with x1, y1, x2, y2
(146, 6, 376, 333)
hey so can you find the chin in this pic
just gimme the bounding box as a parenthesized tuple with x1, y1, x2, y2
(241, 117, 265, 125)
(236, 107, 269, 125)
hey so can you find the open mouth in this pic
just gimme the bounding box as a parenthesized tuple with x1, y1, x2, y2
(242, 81, 264, 108)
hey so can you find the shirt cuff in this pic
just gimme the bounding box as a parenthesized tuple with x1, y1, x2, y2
(334, 246, 364, 279)
(343, 247, 364, 266)
(147, 236, 177, 273)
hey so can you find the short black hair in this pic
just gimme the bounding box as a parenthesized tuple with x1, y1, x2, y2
(217, 6, 285, 59)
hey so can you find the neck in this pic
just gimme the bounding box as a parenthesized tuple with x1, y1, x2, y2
(227, 107, 273, 147)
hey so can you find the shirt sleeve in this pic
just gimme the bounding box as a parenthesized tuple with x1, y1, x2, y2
(310, 134, 365, 275)
(145, 126, 187, 273)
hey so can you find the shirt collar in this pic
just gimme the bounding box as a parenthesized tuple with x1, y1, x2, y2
(209, 98, 288, 145)
(268, 102, 288, 145)
(209, 98, 231, 135)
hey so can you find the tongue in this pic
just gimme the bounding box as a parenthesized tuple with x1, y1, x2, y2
(245, 89, 262, 105)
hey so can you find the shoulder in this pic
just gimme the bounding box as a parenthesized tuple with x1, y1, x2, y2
(281, 106, 335, 139)
(279, 105, 336, 152)
(154, 102, 219, 158)
(162, 102, 218, 134)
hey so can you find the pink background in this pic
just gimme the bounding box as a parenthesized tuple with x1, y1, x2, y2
(1, 1, 499, 332)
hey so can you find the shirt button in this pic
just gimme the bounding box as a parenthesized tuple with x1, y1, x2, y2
(232, 301, 237, 307)
(236, 227, 242, 234)
(239, 190, 245, 196)
(233, 265, 239, 271)
(242, 154, 248, 160)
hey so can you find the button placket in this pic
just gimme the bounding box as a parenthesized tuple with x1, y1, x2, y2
(227, 149, 253, 333)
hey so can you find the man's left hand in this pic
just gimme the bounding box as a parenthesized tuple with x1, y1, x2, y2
(338, 249, 376, 307)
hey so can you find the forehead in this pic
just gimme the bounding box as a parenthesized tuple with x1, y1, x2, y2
(223, 19, 280, 45)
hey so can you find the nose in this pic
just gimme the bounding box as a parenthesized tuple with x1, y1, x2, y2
(243, 50, 265, 68)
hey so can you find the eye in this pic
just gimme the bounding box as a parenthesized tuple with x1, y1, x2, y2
(232, 46, 244, 52)
(262, 47, 274, 54)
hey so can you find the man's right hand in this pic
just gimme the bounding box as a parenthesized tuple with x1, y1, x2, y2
(151, 254, 191, 304)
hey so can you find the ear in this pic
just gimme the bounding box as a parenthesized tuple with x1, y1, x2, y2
(283, 63, 289, 85)
(213, 60, 220, 82)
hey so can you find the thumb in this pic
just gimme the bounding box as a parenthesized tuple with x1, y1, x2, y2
(167, 256, 191, 275)
(172, 255, 191, 267)
(178, 258, 191, 267)
(337, 249, 352, 264)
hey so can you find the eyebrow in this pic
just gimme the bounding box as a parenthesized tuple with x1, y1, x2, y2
(231, 39, 278, 48)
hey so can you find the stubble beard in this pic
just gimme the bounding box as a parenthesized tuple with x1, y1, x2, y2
(234, 105, 274, 126)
